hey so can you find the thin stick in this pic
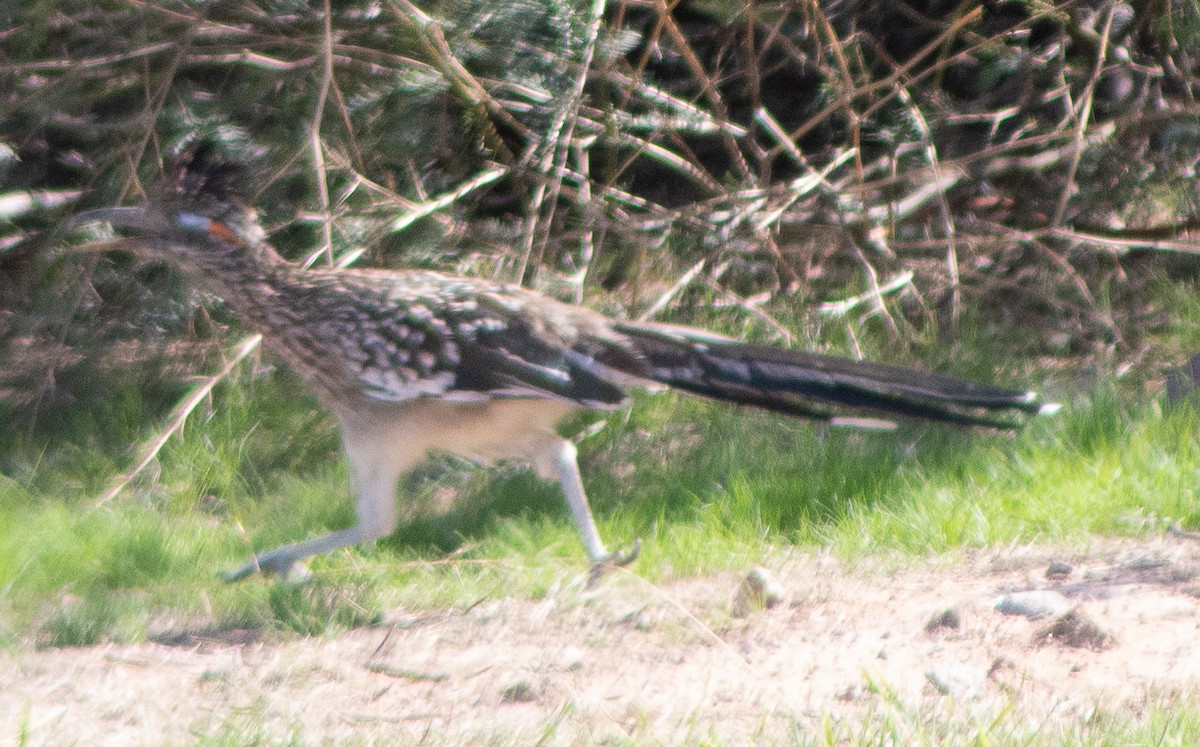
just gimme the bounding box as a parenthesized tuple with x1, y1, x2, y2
(389, 166, 506, 232)
(1051, 4, 1115, 227)
(310, 0, 335, 265)
(895, 86, 959, 329)
(95, 334, 264, 507)
(818, 271, 914, 317)
(636, 258, 707, 322)
(516, 0, 608, 285)
(651, 0, 751, 180)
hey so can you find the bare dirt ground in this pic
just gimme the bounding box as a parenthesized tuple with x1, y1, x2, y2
(5, 536, 1200, 745)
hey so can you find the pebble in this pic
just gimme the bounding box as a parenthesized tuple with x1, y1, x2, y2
(994, 590, 1072, 619)
(925, 664, 984, 698)
(732, 566, 784, 616)
(925, 607, 962, 633)
(1045, 561, 1073, 580)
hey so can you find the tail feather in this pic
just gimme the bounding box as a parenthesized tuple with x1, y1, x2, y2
(609, 323, 1047, 428)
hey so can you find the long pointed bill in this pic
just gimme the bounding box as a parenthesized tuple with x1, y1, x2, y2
(69, 206, 247, 252)
(68, 207, 174, 234)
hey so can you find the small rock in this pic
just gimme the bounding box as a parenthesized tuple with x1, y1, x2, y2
(994, 590, 1071, 619)
(925, 607, 962, 633)
(500, 681, 539, 704)
(925, 664, 984, 698)
(987, 656, 1020, 693)
(732, 566, 784, 616)
(560, 646, 585, 670)
(1045, 561, 1073, 580)
(1121, 553, 1169, 571)
(987, 656, 1014, 678)
(1035, 610, 1114, 651)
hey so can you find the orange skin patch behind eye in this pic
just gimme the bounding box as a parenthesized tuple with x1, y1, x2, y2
(205, 219, 243, 246)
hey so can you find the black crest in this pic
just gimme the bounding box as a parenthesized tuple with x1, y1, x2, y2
(162, 139, 255, 225)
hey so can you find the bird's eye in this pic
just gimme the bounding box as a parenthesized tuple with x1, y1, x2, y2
(173, 211, 212, 232)
(172, 210, 243, 247)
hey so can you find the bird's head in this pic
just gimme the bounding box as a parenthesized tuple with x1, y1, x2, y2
(68, 141, 269, 272)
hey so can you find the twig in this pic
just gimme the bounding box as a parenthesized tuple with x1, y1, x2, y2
(702, 276, 795, 344)
(595, 70, 749, 137)
(636, 258, 708, 322)
(516, 0, 608, 285)
(1048, 228, 1200, 255)
(122, 11, 200, 200)
(1051, 3, 1115, 227)
(804, 0, 865, 176)
(861, 168, 965, 224)
(895, 86, 959, 329)
(572, 138, 599, 305)
(387, 0, 529, 152)
(818, 271, 914, 317)
(309, 0, 335, 265)
(753, 106, 806, 170)
(364, 662, 450, 682)
(651, 0, 752, 181)
(389, 166, 507, 233)
(850, 243, 902, 339)
(781, 6, 984, 149)
(95, 334, 264, 507)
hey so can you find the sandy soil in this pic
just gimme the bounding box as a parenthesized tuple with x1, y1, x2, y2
(5, 537, 1200, 745)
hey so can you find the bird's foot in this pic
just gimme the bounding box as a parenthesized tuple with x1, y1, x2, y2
(586, 538, 642, 587)
(602, 539, 642, 567)
(223, 554, 313, 584)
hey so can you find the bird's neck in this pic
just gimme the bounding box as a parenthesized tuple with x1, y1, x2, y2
(187, 240, 373, 404)
(184, 238, 316, 328)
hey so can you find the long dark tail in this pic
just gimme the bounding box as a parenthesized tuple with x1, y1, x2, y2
(609, 323, 1053, 428)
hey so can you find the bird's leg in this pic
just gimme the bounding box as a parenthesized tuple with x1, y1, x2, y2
(537, 439, 640, 569)
(223, 526, 368, 583)
(224, 461, 400, 582)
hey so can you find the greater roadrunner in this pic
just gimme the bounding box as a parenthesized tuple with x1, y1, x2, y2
(71, 151, 1055, 581)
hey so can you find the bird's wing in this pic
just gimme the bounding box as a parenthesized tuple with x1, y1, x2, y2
(320, 272, 630, 407)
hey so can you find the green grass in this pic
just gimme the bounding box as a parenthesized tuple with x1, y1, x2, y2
(4, 275, 1200, 651)
(5, 319, 1200, 743)
(2, 369, 1198, 648)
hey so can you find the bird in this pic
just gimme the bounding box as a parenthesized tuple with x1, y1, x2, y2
(69, 146, 1055, 581)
